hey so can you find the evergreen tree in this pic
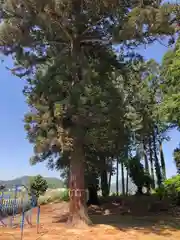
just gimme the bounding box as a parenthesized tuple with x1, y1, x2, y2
(0, 0, 178, 225)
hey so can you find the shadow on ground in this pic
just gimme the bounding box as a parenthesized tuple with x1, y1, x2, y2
(90, 214, 180, 237)
(89, 195, 180, 237)
(52, 196, 180, 238)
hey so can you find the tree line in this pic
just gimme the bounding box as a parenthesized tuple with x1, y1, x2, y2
(0, 0, 179, 226)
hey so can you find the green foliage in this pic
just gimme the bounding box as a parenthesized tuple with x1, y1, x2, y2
(153, 175, 180, 203)
(159, 37, 180, 180)
(154, 185, 166, 199)
(60, 189, 70, 202)
(173, 147, 180, 174)
(110, 192, 121, 196)
(30, 175, 48, 198)
(126, 155, 152, 194)
(159, 37, 180, 127)
(163, 175, 180, 204)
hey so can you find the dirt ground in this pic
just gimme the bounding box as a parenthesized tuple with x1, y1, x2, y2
(0, 200, 180, 240)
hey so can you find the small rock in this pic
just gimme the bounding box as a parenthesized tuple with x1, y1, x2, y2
(104, 209, 110, 215)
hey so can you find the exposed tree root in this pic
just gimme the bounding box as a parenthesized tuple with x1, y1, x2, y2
(52, 204, 92, 228)
(67, 204, 92, 228)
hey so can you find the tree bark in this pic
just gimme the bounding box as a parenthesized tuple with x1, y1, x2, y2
(152, 129, 162, 187)
(136, 186, 143, 195)
(124, 146, 129, 195)
(87, 185, 99, 206)
(148, 136, 155, 189)
(156, 125, 166, 181)
(121, 162, 125, 195)
(159, 141, 166, 180)
(108, 157, 113, 194)
(100, 156, 109, 197)
(116, 158, 119, 195)
(143, 142, 150, 175)
(68, 140, 92, 226)
(143, 141, 150, 193)
(126, 167, 129, 195)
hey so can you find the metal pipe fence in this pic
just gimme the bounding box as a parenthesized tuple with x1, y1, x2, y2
(0, 184, 41, 240)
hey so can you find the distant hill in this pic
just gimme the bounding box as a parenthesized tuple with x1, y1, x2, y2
(0, 176, 64, 190)
(0, 176, 137, 194)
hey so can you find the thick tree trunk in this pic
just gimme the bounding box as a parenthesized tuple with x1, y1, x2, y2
(116, 158, 119, 195)
(68, 140, 92, 226)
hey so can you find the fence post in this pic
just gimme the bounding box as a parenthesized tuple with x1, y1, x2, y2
(37, 205, 40, 233)
(20, 211, 25, 240)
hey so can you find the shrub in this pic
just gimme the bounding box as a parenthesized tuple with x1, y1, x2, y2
(126, 155, 152, 194)
(30, 175, 48, 198)
(60, 189, 69, 202)
(163, 175, 180, 204)
(110, 192, 121, 196)
(154, 185, 166, 199)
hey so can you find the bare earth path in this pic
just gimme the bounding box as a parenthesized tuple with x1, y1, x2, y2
(0, 202, 180, 240)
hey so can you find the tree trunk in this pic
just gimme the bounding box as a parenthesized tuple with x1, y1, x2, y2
(87, 185, 99, 206)
(152, 129, 162, 188)
(68, 140, 92, 226)
(116, 158, 119, 195)
(108, 158, 113, 194)
(100, 157, 109, 197)
(143, 141, 150, 193)
(159, 141, 166, 180)
(148, 137, 155, 189)
(143, 142, 149, 175)
(136, 186, 143, 195)
(124, 146, 129, 195)
(126, 167, 129, 195)
(121, 162, 125, 195)
(155, 125, 166, 181)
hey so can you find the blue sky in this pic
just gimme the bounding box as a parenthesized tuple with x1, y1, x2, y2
(0, 42, 179, 181)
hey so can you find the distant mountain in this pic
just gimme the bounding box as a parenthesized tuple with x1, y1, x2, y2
(0, 176, 137, 194)
(0, 176, 64, 190)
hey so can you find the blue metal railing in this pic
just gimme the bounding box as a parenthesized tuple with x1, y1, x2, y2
(0, 184, 41, 240)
